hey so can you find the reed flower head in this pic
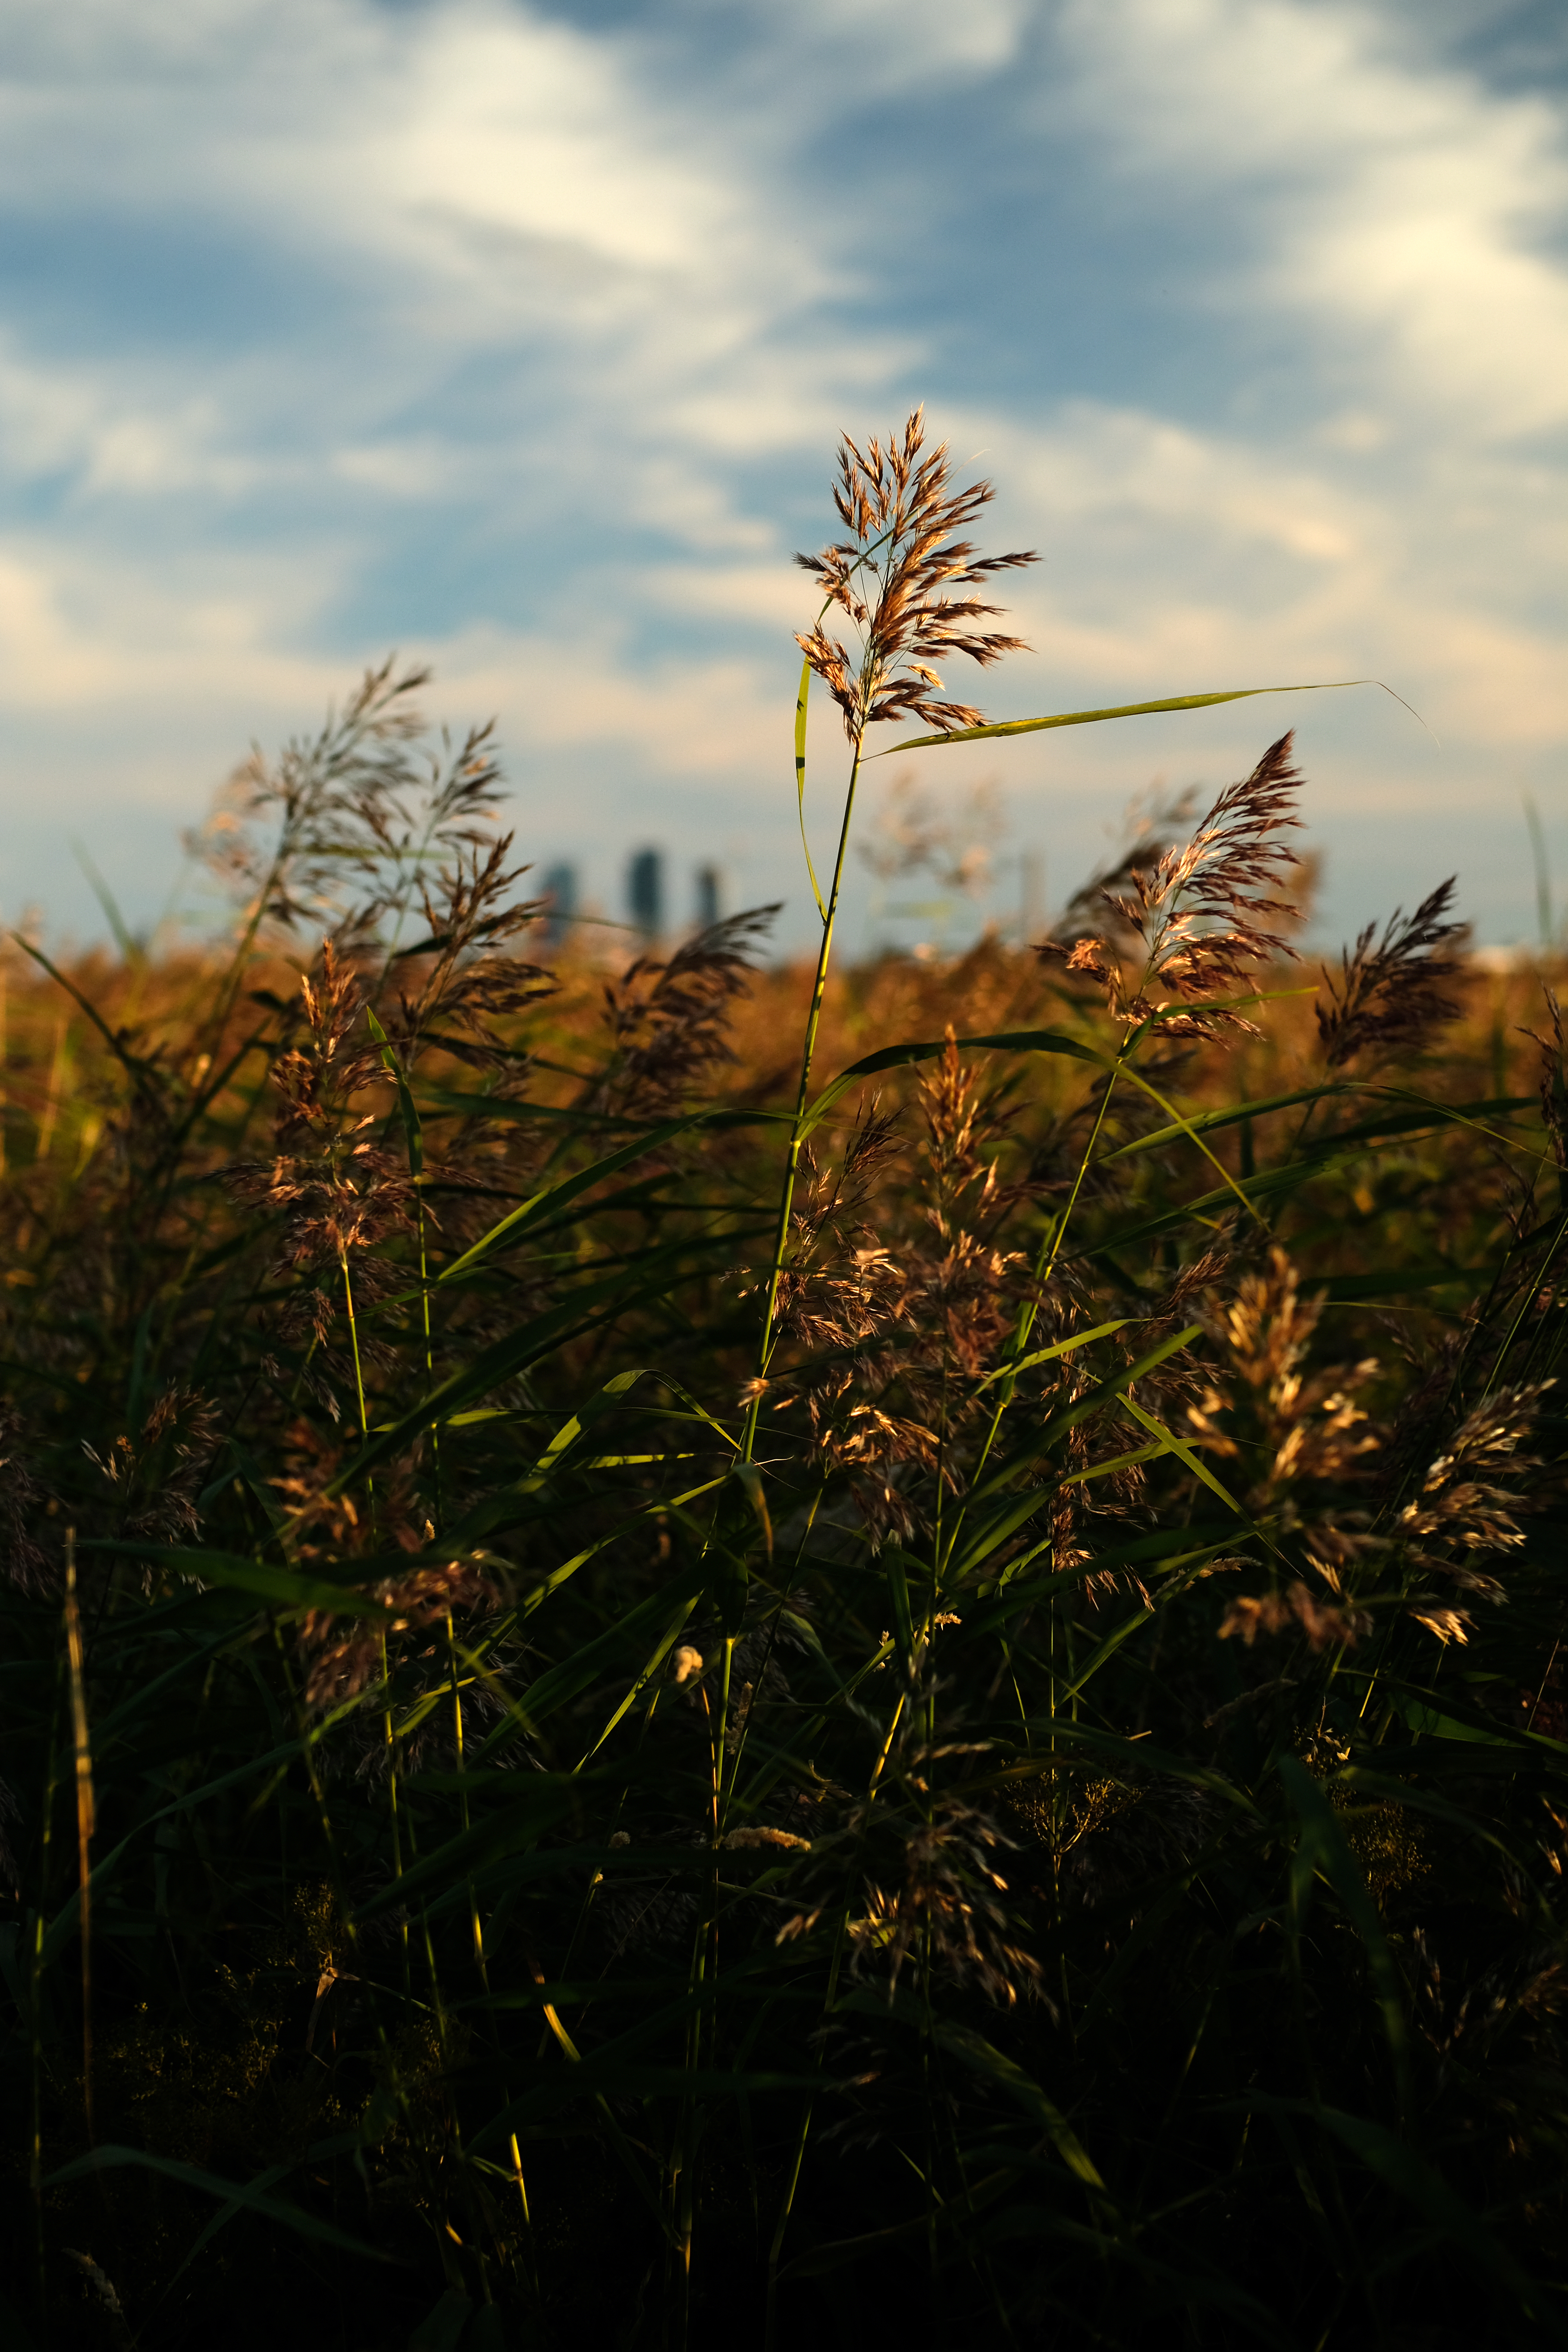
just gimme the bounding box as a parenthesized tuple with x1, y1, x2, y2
(1317, 879, 1467, 1067)
(82, 1386, 223, 1546)
(599, 905, 779, 1118)
(1524, 984, 1568, 1170)
(1189, 1246, 1384, 1612)
(723, 1824, 811, 1853)
(1218, 1583, 1371, 1650)
(192, 657, 512, 944)
(1396, 1381, 1552, 1606)
(225, 942, 417, 1382)
(297, 1552, 499, 1711)
(795, 409, 1036, 745)
(0, 1406, 49, 1594)
(780, 1775, 1043, 2007)
(1041, 735, 1304, 1037)
(764, 1040, 1034, 1544)
(387, 832, 555, 1073)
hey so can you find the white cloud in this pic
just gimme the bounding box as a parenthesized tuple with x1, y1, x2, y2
(791, 0, 1033, 76)
(0, 537, 345, 712)
(0, 339, 258, 497)
(388, 11, 737, 275)
(0, 0, 1562, 948)
(1057, 0, 1568, 438)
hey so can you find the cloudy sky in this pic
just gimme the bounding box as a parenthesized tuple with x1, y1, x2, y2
(0, 0, 1564, 952)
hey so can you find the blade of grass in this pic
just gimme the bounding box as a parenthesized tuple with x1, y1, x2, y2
(872, 679, 1370, 756)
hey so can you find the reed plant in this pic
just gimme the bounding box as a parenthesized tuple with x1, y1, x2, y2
(0, 418, 1565, 2352)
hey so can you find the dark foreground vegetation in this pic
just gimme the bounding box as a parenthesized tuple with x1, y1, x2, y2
(3, 423, 1567, 2350)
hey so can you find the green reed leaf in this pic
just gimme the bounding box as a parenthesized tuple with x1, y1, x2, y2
(1099, 1084, 1354, 1163)
(577, 1590, 708, 1760)
(79, 1541, 398, 1620)
(932, 2019, 1113, 2207)
(42, 2145, 400, 2263)
(1280, 1754, 1410, 2119)
(1060, 1440, 1165, 1488)
(1118, 1395, 1249, 1518)
(351, 1774, 585, 1919)
(972, 1316, 1132, 1388)
(478, 1557, 711, 1752)
(802, 1025, 1099, 1138)
(365, 1004, 423, 1175)
(436, 1113, 731, 1283)
(795, 650, 828, 924)
(872, 679, 1367, 757)
(523, 1366, 649, 1481)
(1114, 1060, 1271, 1227)
(1053, 1602, 1154, 1701)
(1240, 2095, 1541, 2314)
(328, 1253, 722, 1492)
(964, 1325, 1204, 1514)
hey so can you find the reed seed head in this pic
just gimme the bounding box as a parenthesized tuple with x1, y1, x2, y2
(795, 408, 1036, 744)
(1317, 878, 1467, 1067)
(1041, 735, 1305, 1037)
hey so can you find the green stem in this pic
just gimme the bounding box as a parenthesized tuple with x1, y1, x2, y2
(379, 1632, 409, 2000)
(339, 1246, 377, 1529)
(277, 1622, 467, 2290)
(764, 1680, 907, 2343)
(340, 1249, 370, 1447)
(935, 1049, 1131, 1588)
(446, 1610, 533, 2257)
(744, 739, 865, 1459)
(417, 1188, 443, 1525)
(28, 1655, 64, 2322)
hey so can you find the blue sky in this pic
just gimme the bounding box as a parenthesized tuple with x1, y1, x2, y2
(0, 0, 1564, 953)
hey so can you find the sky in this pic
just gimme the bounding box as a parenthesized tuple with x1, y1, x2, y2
(0, 0, 1564, 956)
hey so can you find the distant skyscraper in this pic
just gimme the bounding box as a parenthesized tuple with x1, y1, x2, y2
(694, 863, 721, 929)
(541, 861, 577, 948)
(628, 847, 663, 942)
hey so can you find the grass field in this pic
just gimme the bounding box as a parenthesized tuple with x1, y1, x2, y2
(2, 418, 1566, 2351)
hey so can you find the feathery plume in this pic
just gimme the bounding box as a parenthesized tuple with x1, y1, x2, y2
(1040, 735, 1304, 1038)
(1524, 985, 1568, 1171)
(1396, 1382, 1552, 1600)
(795, 410, 1037, 744)
(387, 831, 555, 1072)
(0, 1405, 49, 1593)
(192, 659, 511, 943)
(227, 942, 416, 1290)
(1218, 1583, 1370, 1651)
(599, 905, 779, 1119)
(297, 1555, 499, 1712)
(1317, 879, 1467, 1067)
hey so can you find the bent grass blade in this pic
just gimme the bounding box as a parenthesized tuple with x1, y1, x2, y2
(872, 678, 1371, 757)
